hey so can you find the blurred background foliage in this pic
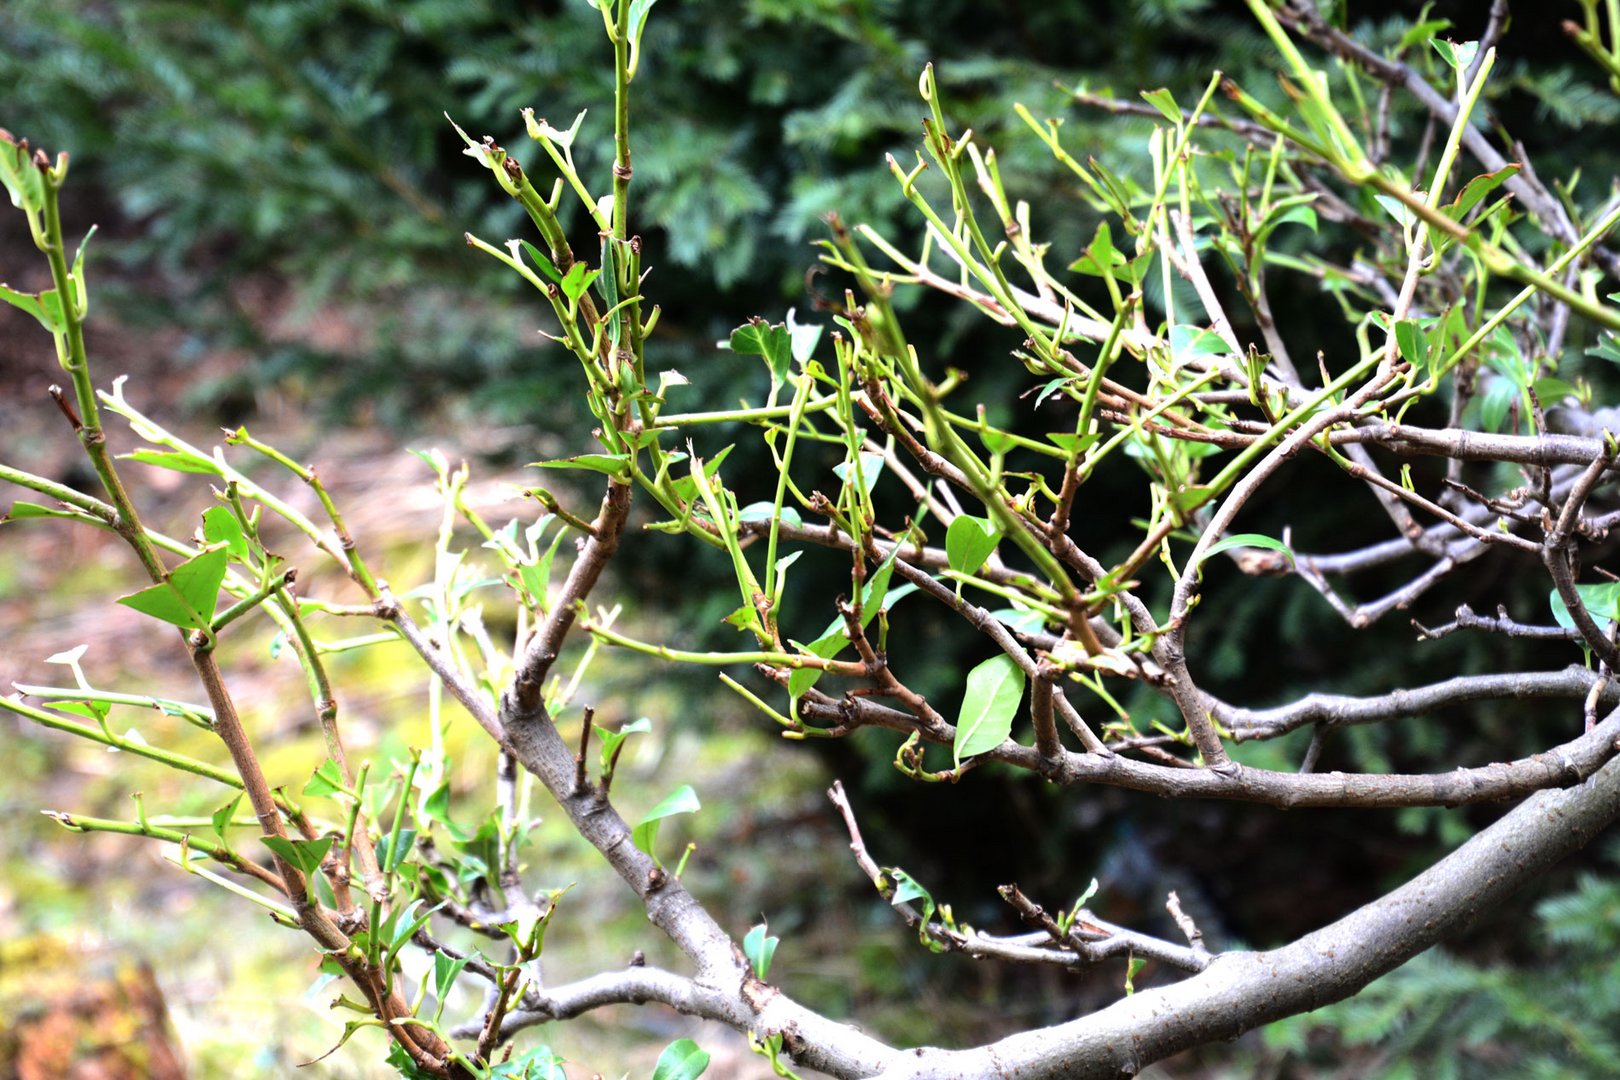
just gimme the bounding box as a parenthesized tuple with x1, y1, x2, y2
(4, 0, 1620, 1075)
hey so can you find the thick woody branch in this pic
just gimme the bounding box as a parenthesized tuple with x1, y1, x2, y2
(872, 747, 1620, 1079)
(795, 696, 1620, 808)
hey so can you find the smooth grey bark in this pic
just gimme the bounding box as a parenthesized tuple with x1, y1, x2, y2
(870, 748, 1620, 1079)
(499, 675, 1620, 1080)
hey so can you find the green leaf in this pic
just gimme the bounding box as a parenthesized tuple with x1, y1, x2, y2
(5, 500, 71, 521)
(384, 899, 442, 970)
(651, 1038, 710, 1080)
(723, 604, 761, 634)
(210, 793, 244, 843)
(560, 261, 600, 304)
(729, 318, 793, 385)
(1141, 87, 1181, 125)
(1035, 378, 1074, 408)
(531, 453, 631, 481)
(117, 546, 230, 630)
(1047, 432, 1100, 455)
(1374, 193, 1416, 229)
(69, 226, 94, 317)
(990, 607, 1047, 632)
(1533, 377, 1579, 405)
(423, 781, 453, 827)
(1169, 324, 1228, 362)
(261, 834, 334, 878)
(596, 716, 653, 772)
(119, 448, 224, 476)
(1477, 376, 1517, 433)
(596, 235, 622, 347)
(1190, 533, 1295, 575)
(1446, 165, 1520, 222)
(1066, 221, 1149, 285)
(786, 309, 822, 364)
(489, 1046, 567, 1080)
(885, 866, 942, 950)
(1586, 334, 1620, 366)
(787, 632, 849, 697)
(0, 283, 64, 333)
(1269, 203, 1318, 234)
(302, 758, 347, 798)
(667, 444, 734, 503)
(0, 134, 46, 214)
(738, 501, 803, 529)
(432, 949, 471, 1015)
(790, 546, 906, 696)
(743, 923, 779, 980)
(1393, 320, 1424, 367)
(1398, 17, 1452, 51)
(520, 240, 563, 284)
(978, 427, 1017, 455)
(378, 828, 418, 873)
(832, 451, 885, 494)
(1430, 37, 1478, 74)
(201, 506, 250, 564)
(953, 654, 1025, 767)
(1550, 583, 1620, 630)
(945, 515, 1000, 575)
(631, 784, 700, 864)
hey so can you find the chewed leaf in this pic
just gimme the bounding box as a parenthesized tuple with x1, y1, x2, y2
(729, 318, 793, 385)
(832, 451, 885, 494)
(117, 546, 230, 630)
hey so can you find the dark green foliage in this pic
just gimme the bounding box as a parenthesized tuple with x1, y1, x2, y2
(0, 0, 1263, 423)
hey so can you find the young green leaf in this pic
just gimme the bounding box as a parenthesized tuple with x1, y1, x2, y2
(954, 654, 1025, 766)
(302, 758, 348, 798)
(1169, 324, 1229, 362)
(1188, 533, 1295, 576)
(739, 501, 803, 529)
(597, 716, 653, 772)
(787, 632, 850, 698)
(432, 949, 471, 1021)
(651, 1038, 711, 1080)
(0, 132, 46, 214)
(832, 451, 885, 494)
(118, 449, 224, 476)
(886, 866, 943, 950)
(945, 515, 1000, 575)
(200, 506, 251, 564)
(117, 546, 230, 630)
(261, 834, 335, 878)
(786, 308, 823, 364)
(377, 828, 419, 873)
(531, 453, 632, 481)
(0, 283, 65, 333)
(1549, 583, 1620, 630)
(488, 1046, 567, 1080)
(560, 261, 601, 304)
(1141, 87, 1182, 125)
(520, 239, 564, 284)
(743, 922, 779, 980)
(210, 793, 244, 843)
(729, 318, 793, 385)
(631, 784, 701, 865)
